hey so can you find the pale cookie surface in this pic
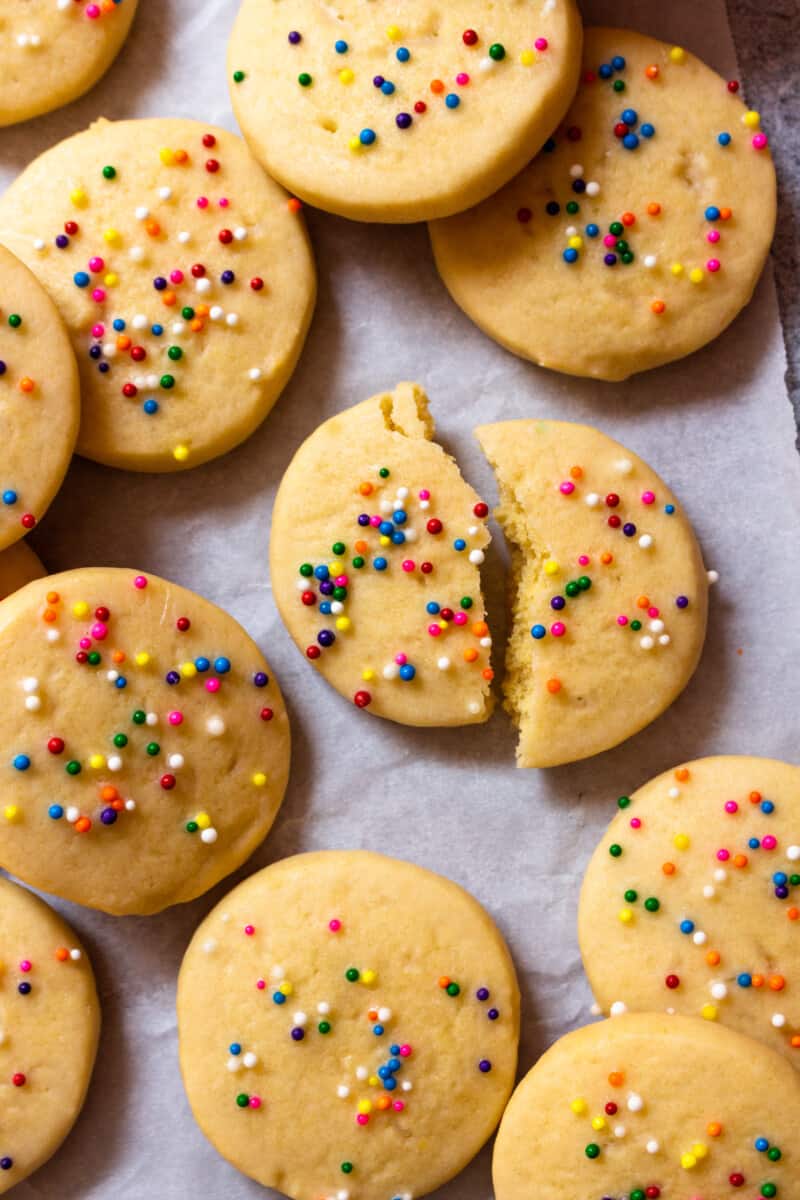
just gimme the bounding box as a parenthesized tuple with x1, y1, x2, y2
(431, 27, 777, 380)
(476, 420, 709, 767)
(271, 383, 494, 726)
(0, 542, 45, 602)
(0, 118, 316, 472)
(0, 245, 79, 552)
(580, 757, 800, 1066)
(178, 850, 520, 1200)
(0, 568, 290, 915)
(0, 876, 99, 1194)
(228, 0, 582, 223)
(0, 0, 138, 127)
(493, 1013, 800, 1200)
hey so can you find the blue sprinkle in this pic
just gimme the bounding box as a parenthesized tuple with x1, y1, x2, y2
(13, 755, 30, 771)
(335, 39, 348, 53)
(195, 657, 210, 672)
(214, 657, 231, 674)
(393, 510, 407, 524)
(749, 837, 760, 849)
(360, 128, 377, 146)
(229, 1043, 242, 1055)
(737, 973, 752, 988)
(272, 992, 286, 1005)
(2, 491, 17, 505)
(622, 133, 639, 150)
(598, 63, 613, 79)
(755, 1138, 770, 1152)
(396, 47, 410, 62)
(379, 521, 394, 536)
(611, 55, 626, 70)
(399, 664, 416, 681)
(391, 530, 405, 544)
(640, 123, 655, 138)
(531, 625, 547, 639)
(665, 504, 675, 514)
(314, 565, 329, 580)
(390, 1044, 400, 1055)
(48, 804, 64, 820)
(761, 799, 775, 814)
(381, 80, 395, 95)
(426, 602, 440, 615)
(679, 919, 694, 934)
(586, 223, 600, 238)
(774, 872, 788, 886)
(563, 247, 579, 263)
(143, 398, 159, 415)
(373, 557, 387, 570)
(718, 131, 732, 146)
(705, 205, 721, 221)
(115, 676, 127, 689)
(388, 1057, 401, 1071)
(383, 1076, 397, 1090)
(621, 108, 638, 126)
(372, 1024, 385, 1036)
(445, 93, 460, 109)
(319, 601, 332, 615)
(151, 323, 164, 336)
(113, 318, 126, 331)
(453, 538, 466, 551)
(73, 271, 90, 288)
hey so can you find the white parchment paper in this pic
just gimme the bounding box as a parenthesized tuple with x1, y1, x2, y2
(1, 1, 799, 1197)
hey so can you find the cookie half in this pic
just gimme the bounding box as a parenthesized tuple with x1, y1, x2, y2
(228, 0, 582, 223)
(431, 27, 777, 380)
(0, 245, 79, 551)
(580, 756, 800, 1065)
(0, 0, 138, 127)
(493, 1013, 800, 1200)
(0, 542, 46, 602)
(0, 568, 290, 915)
(178, 850, 520, 1200)
(476, 420, 710, 767)
(271, 383, 494, 726)
(0, 118, 316, 471)
(0, 876, 100, 1194)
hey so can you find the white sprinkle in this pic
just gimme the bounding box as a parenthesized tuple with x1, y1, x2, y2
(66, 806, 79, 824)
(640, 636, 655, 650)
(480, 636, 492, 648)
(201, 827, 218, 844)
(135, 206, 149, 220)
(437, 657, 450, 670)
(644, 255, 658, 269)
(243, 1051, 257, 1068)
(627, 1093, 643, 1113)
(317, 1002, 330, 1015)
(168, 754, 184, 769)
(227, 1057, 242, 1072)
(46, 629, 60, 643)
(703, 885, 715, 899)
(590, 1002, 602, 1016)
(355, 1066, 368, 1081)
(196, 277, 211, 294)
(379, 500, 393, 514)
(585, 180, 600, 196)
(378, 1007, 392, 1022)
(614, 1125, 626, 1138)
(616, 459, 634, 475)
(132, 314, 147, 330)
(646, 1139, 660, 1154)
(401, 1080, 412, 1092)
(336, 1190, 349, 1200)
(467, 524, 479, 535)
(125, 799, 136, 812)
(649, 619, 665, 634)
(569, 164, 584, 178)
(787, 846, 800, 862)
(202, 939, 217, 954)
(178, 231, 191, 244)
(468, 549, 485, 565)
(108, 755, 123, 772)
(668, 787, 680, 798)
(337, 1085, 350, 1099)
(772, 1013, 786, 1028)
(21, 677, 39, 693)
(658, 634, 671, 646)
(103, 342, 117, 359)
(293, 1012, 307, 1027)
(710, 982, 727, 1000)
(206, 717, 226, 736)
(610, 1000, 627, 1017)
(383, 664, 398, 680)
(692, 931, 707, 946)
(145, 373, 158, 389)
(585, 492, 601, 507)
(146, 712, 158, 726)
(639, 534, 654, 549)
(171, 321, 186, 336)
(106, 670, 119, 683)
(270, 965, 284, 980)
(714, 867, 727, 882)
(331, 601, 344, 615)
(33, 238, 46, 252)
(209, 306, 224, 321)
(24, 696, 41, 711)
(226, 313, 240, 327)
(404, 529, 416, 542)
(467, 700, 481, 715)
(478, 56, 495, 71)
(234, 227, 248, 241)
(158, 186, 172, 201)
(70, 948, 82, 961)
(248, 368, 262, 381)
(129, 246, 145, 262)
(708, 569, 719, 584)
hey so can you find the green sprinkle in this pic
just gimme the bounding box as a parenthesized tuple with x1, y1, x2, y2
(613, 79, 625, 91)
(318, 1021, 331, 1034)
(760, 1186, 777, 1199)
(181, 306, 195, 320)
(644, 897, 660, 912)
(460, 596, 473, 609)
(66, 760, 81, 776)
(768, 1148, 782, 1162)
(146, 742, 160, 757)
(186, 821, 199, 833)
(617, 796, 631, 809)
(609, 844, 623, 858)
(87, 651, 101, 666)
(132, 710, 146, 725)
(624, 889, 638, 903)
(566, 200, 579, 214)
(167, 346, 183, 361)
(345, 967, 360, 982)
(160, 374, 175, 389)
(340, 1162, 353, 1175)
(578, 576, 592, 590)
(299, 563, 313, 577)
(332, 542, 346, 556)
(585, 1143, 601, 1159)
(489, 43, 506, 60)
(233, 70, 246, 83)
(631, 1191, 645, 1200)
(630, 619, 642, 631)
(565, 581, 580, 598)
(235, 1093, 249, 1108)
(113, 733, 128, 748)
(102, 165, 117, 180)
(621, 251, 635, 264)
(298, 72, 313, 87)
(7, 314, 21, 329)
(610, 221, 624, 236)
(446, 982, 461, 997)
(378, 467, 390, 478)
(352, 556, 365, 569)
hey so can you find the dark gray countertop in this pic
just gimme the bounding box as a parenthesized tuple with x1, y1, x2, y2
(727, 0, 800, 438)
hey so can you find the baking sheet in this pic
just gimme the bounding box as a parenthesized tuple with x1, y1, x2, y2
(2, 1, 799, 1197)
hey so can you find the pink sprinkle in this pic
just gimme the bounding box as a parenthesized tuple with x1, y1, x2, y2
(717, 848, 730, 862)
(551, 622, 566, 637)
(256, 978, 266, 989)
(335, 575, 348, 587)
(559, 481, 575, 496)
(392, 1100, 405, 1112)
(617, 615, 629, 627)
(630, 817, 642, 829)
(418, 489, 430, 500)
(219, 197, 230, 208)
(86, 4, 101, 17)
(79, 637, 92, 650)
(91, 621, 108, 640)
(535, 37, 548, 50)
(402, 560, 416, 572)
(428, 624, 442, 637)
(399, 1044, 412, 1057)
(92, 323, 105, 338)
(19, 960, 31, 973)
(244, 924, 255, 936)
(328, 919, 342, 933)
(641, 491, 655, 505)
(762, 835, 778, 851)
(706, 259, 721, 272)
(456, 72, 470, 86)
(578, 555, 590, 566)
(92, 288, 106, 303)
(197, 196, 209, 209)
(356, 1114, 369, 1126)
(395, 653, 407, 665)
(648, 606, 660, 619)
(133, 575, 148, 589)
(752, 132, 768, 150)
(168, 711, 183, 726)
(170, 270, 184, 285)
(707, 230, 721, 244)
(249, 1096, 262, 1109)
(453, 611, 467, 626)
(88, 256, 104, 273)
(205, 678, 220, 693)
(370, 515, 381, 527)
(603, 234, 617, 248)
(724, 800, 739, 814)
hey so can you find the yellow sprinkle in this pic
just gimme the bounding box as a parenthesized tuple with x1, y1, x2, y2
(591, 1116, 606, 1131)
(135, 652, 150, 667)
(673, 833, 690, 850)
(743, 110, 760, 128)
(362, 668, 375, 682)
(368, 1075, 379, 1087)
(681, 1152, 697, 1170)
(70, 188, 88, 208)
(159, 148, 175, 165)
(252, 772, 267, 787)
(103, 228, 120, 244)
(689, 268, 704, 284)
(671, 262, 684, 277)
(174, 444, 190, 462)
(568, 236, 583, 250)
(618, 908, 634, 924)
(701, 1003, 718, 1021)
(520, 49, 535, 66)
(669, 46, 686, 63)
(89, 755, 106, 770)
(361, 969, 377, 986)
(358, 1099, 372, 1115)
(180, 661, 197, 678)
(438, 621, 447, 632)
(196, 812, 211, 830)
(339, 68, 355, 84)
(335, 617, 351, 632)
(692, 1143, 708, 1159)
(348, 136, 361, 153)
(3, 805, 19, 823)
(329, 561, 344, 575)
(72, 601, 89, 618)
(570, 1098, 587, 1115)
(379, 535, 391, 547)
(278, 981, 293, 996)
(104, 272, 119, 287)
(386, 24, 401, 40)
(544, 559, 560, 576)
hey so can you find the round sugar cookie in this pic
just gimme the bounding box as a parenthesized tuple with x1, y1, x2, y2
(0, 245, 80, 552)
(0, 568, 290, 915)
(271, 382, 494, 726)
(579, 756, 800, 1066)
(178, 850, 520, 1200)
(476, 420, 710, 767)
(0, 117, 316, 472)
(431, 27, 777, 380)
(0, 0, 138, 127)
(493, 1013, 800, 1200)
(228, 0, 583, 223)
(0, 543, 46, 602)
(0, 876, 100, 1194)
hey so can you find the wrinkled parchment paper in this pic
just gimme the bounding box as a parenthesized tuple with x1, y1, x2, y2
(1, 1, 799, 1196)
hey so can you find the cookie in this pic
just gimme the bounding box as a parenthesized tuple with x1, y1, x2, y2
(579, 756, 800, 1065)
(493, 1012, 800, 1200)
(0, 0, 138, 127)
(271, 383, 494, 726)
(0, 245, 79, 552)
(228, 0, 583, 223)
(0, 876, 100, 1194)
(431, 27, 777, 380)
(0, 118, 316, 472)
(476, 420, 710, 767)
(0, 568, 290, 915)
(178, 850, 520, 1200)
(0, 542, 45, 602)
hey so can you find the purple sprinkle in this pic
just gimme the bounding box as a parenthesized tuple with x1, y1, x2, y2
(396, 112, 413, 129)
(488, 1008, 500, 1021)
(288, 31, 301, 44)
(604, 253, 617, 266)
(253, 672, 268, 687)
(676, 595, 689, 608)
(476, 987, 490, 1002)
(221, 270, 235, 285)
(358, 513, 371, 526)
(291, 1026, 305, 1041)
(100, 807, 117, 826)
(623, 523, 636, 537)
(153, 276, 168, 291)
(478, 1059, 492, 1073)
(165, 670, 180, 685)
(551, 596, 566, 611)
(319, 579, 334, 596)
(98, 362, 110, 373)
(0, 361, 6, 376)
(373, 75, 385, 88)
(56, 234, 69, 249)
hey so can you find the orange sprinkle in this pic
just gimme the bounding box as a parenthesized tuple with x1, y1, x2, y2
(19, 377, 35, 393)
(651, 300, 666, 315)
(354, 540, 367, 554)
(55, 947, 69, 962)
(752, 974, 764, 989)
(101, 786, 118, 802)
(46, 591, 60, 605)
(570, 465, 583, 479)
(621, 212, 636, 226)
(707, 1121, 723, 1137)
(174, 149, 189, 164)
(162, 291, 177, 307)
(377, 1095, 392, 1110)
(463, 648, 479, 663)
(75, 817, 92, 834)
(706, 950, 721, 966)
(438, 976, 451, 989)
(190, 318, 205, 332)
(111, 798, 124, 812)
(145, 219, 161, 238)
(101, 0, 115, 10)
(195, 304, 210, 317)
(546, 678, 562, 694)
(749, 790, 762, 804)
(368, 1008, 378, 1021)
(430, 79, 445, 94)
(733, 853, 748, 868)
(791, 1035, 800, 1048)
(288, 197, 303, 214)
(720, 207, 732, 220)
(472, 621, 489, 638)
(662, 862, 676, 876)
(647, 202, 662, 216)
(675, 768, 690, 782)
(43, 608, 57, 623)
(112, 650, 125, 664)
(769, 974, 786, 992)
(116, 334, 132, 351)
(636, 595, 650, 609)
(788, 908, 799, 921)
(645, 64, 659, 79)
(482, 668, 494, 681)
(608, 1071, 625, 1088)
(358, 482, 373, 496)
(601, 552, 614, 565)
